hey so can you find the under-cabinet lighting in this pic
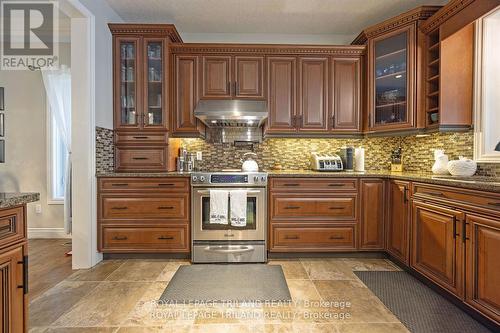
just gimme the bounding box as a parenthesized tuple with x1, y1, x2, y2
(395, 74, 403, 79)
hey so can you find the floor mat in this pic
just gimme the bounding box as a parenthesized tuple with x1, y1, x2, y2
(354, 271, 492, 333)
(159, 264, 291, 303)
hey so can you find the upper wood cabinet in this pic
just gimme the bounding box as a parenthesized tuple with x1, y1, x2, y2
(411, 200, 465, 297)
(201, 55, 265, 100)
(352, 6, 441, 134)
(298, 57, 329, 132)
(172, 55, 201, 135)
(331, 57, 361, 132)
(266, 56, 297, 134)
(465, 214, 500, 323)
(386, 180, 410, 264)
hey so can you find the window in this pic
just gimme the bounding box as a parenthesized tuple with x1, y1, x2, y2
(474, 6, 500, 162)
(48, 105, 68, 203)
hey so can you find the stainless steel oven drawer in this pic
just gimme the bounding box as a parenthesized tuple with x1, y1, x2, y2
(192, 242, 266, 263)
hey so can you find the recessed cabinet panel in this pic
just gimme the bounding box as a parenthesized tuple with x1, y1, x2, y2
(298, 58, 329, 132)
(234, 56, 264, 99)
(173, 55, 199, 134)
(360, 179, 385, 249)
(386, 180, 410, 264)
(331, 58, 361, 131)
(201, 56, 232, 99)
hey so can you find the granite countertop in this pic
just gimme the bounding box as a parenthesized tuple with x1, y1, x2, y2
(96, 170, 500, 192)
(265, 170, 500, 192)
(0, 193, 40, 209)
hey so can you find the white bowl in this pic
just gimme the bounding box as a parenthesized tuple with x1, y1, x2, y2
(447, 158, 477, 177)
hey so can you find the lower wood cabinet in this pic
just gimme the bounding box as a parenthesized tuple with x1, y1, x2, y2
(97, 177, 190, 253)
(271, 226, 355, 252)
(0, 244, 25, 333)
(411, 200, 465, 297)
(359, 179, 385, 250)
(465, 214, 500, 323)
(386, 180, 410, 264)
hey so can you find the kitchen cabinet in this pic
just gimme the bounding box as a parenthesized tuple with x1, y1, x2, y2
(465, 214, 500, 323)
(298, 57, 329, 132)
(201, 55, 265, 100)
(97, 177, 190, 253)
(110, 24, 183, 172)
(359, 179, 385, 250)
(411, 200, 464, 297)
(269, 177, 358, 252)
(330, 58, 361, 132)
(266, 57, 297, 134)
(385, 180, 410, 264)
(353, 6, 440, 133)
(172, 55, 203, 136)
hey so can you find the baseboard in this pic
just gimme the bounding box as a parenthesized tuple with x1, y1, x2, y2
(28, 228, 71, 239)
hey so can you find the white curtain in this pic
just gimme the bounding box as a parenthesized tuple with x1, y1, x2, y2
(42, 65, 72, 234)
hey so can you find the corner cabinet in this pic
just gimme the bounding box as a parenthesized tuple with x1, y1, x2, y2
(109, 24, 182, 172)
(353, 6, 441, 134)
(385, 180, 410, 264)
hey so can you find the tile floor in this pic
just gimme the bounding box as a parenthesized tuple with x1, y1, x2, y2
(29, 257, 409, 332)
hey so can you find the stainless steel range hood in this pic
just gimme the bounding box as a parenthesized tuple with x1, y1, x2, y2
(194, 100, 268, 128)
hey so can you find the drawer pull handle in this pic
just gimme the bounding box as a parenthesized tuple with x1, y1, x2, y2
(132, 136, 148, 139)
(158, 206, 174, 210)
(328, 184, 345, 187)
(158, 236, 174, 240)
(329, 207, 344, 210)
(284, 206, 301, 210)
(285, 235, 300, 240)
(283, 184, 300, 187)
(111, 206, 128, 210)
(423, 191, 445, 197)
(132, 157, 149, 160)
(113, 236, 128, 241)
(158, 183, 175, 187)
(487, 202, 500, 208)
(329, 235, 345, 240)
(224, 234, 235, 237)
(111, 183, 128, 187)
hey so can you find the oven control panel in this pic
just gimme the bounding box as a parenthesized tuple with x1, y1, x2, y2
(191, 172, 268, 186)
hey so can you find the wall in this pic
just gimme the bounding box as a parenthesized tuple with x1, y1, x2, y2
(79, 0, 123, 129)
(181, 33, 356, 45)
(0, 42, 71, 236)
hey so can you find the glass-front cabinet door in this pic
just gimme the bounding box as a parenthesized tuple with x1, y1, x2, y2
(144, 39, 165, 128)
(116, 38, 140, 129)
(370, 26, 414, 130)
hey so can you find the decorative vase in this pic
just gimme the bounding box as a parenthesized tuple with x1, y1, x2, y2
(432, 150, 449, 175)
(447, 156, 477, 177)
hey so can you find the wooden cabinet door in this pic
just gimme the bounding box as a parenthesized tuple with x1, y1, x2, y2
(0, 245, 24, 333)
(411, 200, 464, 297)
(234, 56, 265, 99)
(330, 57, 361, 132)
(266, 57, 297, 134)
(172, 55, 199, 135)
(298, 57, 329, 132)
(114, 37, 142, 130)
(386, 180, 410, 264)
(465, 214, 500, 323)
(201, 56, 232, 99)
(360, 179, 385, 250)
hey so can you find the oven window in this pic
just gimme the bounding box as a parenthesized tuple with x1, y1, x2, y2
(201, 197, 257, 230)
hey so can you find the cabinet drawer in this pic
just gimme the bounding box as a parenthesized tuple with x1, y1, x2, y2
(99, 177, 189, 192)
(271, 194, 357, 221)
(0, 207, 25, 248)
(101, 226, 188, 252)
(100, 195, 188, 221)
(115, 146, 167, 172)
(270, 178, 357, 192)
(412, 183, 500, 215)
(115, 132, 167, 145)
(271, 226, 355, 251)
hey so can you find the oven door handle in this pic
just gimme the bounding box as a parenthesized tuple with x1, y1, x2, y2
(196, 190, 262, 195)
(203, 245, 255, 254)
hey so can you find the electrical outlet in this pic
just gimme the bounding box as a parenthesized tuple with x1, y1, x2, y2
(196, 151, 202, 161)
(35, 204, 42, 214)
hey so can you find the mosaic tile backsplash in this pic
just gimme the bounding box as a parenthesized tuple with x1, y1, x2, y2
(95, 127, 499, 177)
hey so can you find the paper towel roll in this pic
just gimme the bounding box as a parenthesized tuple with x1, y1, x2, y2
(355, 147, 365, 172)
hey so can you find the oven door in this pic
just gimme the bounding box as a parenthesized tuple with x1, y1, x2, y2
(192, 187, 266, 241)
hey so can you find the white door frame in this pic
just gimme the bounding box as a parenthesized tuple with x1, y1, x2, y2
(60, 0, 101, 268)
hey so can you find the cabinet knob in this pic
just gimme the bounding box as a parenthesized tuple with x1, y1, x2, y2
(113, 236, 128, 241)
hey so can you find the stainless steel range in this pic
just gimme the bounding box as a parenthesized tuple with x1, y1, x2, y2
(191, 172, 268, 263)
